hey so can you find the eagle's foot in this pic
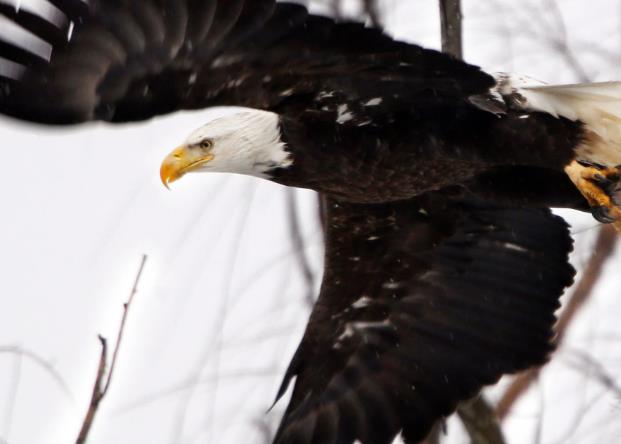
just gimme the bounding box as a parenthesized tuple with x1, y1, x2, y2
(565, 160, 621, 229)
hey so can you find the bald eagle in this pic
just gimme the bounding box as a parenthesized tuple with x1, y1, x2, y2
(1, 1, 620, 443)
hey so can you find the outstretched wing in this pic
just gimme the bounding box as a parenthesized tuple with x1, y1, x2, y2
(0, 0, 493, 124)
(274, 196, 574, 444)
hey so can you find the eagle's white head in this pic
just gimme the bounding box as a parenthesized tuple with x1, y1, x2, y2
(160, 110, 292, 187)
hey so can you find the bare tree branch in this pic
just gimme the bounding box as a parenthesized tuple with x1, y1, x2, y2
(496, 225, 618, 420)
(287, 189, 319, 307)
(253, 416, 275, 444)
(422, 421, 444, 444)
(329, 0, 343, 20)
(75, 254, 148, 444)
(362, 0, 382, 28)
(0, 346, 75, 403)
(116, 368, 282, 414)
(76, 336, 108, 444)
(2, 351, 21, 443)
(458, 397, 506, 444)
(171, 187, 256, 444)
(438, 1, 504, 442)
(541, 0, 591, 82)
(439, 0, 463, 59)
(565, 349, 621, 398)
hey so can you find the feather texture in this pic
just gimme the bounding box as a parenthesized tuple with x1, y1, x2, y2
(273, 196, 575, 444)
(484, 74, 621, 166)
(522, 82, 621, 165)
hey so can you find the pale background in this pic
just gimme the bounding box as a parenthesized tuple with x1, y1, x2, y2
(0, 1, 620, 443)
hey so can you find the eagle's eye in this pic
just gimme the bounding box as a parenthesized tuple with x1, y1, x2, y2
(199, 139, 213, 149)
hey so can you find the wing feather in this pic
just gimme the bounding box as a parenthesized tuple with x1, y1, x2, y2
(274, 196, 574, 444)
(0, 0, 493, 124)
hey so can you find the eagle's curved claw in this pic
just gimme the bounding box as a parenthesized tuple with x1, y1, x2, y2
(591, 205, 619, 224)
(565, 160, 621, 233)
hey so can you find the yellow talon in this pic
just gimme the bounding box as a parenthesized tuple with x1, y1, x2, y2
(565, 160, 621, 234)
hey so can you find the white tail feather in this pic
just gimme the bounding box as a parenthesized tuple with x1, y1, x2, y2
(520, 81, 621, 166)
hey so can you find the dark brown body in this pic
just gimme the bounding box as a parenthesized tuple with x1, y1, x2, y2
(273, 104, 585, 207)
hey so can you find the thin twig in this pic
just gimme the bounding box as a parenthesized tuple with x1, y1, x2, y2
(115, 368, 282, 415)
(2, 351, 22, 443)
(103, 255, 147, 395)
(548, 389, 608, 444)
(496, 225, 618, 420)
(170, 187, 255, 444)
(543, 0, 591, 82)
(286, 189, 318, 308)
(0, 346, 75, 403)
(564, 349, 621, 398)
(75, 254, 148, 444)
(253, 416, 275, 444)
(532, 381, 545, 444)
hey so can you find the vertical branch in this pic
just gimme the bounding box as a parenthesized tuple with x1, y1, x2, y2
(362, 0, 382, 28)
(542, 0, 591, 82)
(438, 1, 503, 442)
(439, 0, 463, 59)
(286, 189, 319, 308)
(2, 352, 22, 443)
(458, 398, 505, 444)
(329, 0, 343, 20)
(422, 422, 443, 444)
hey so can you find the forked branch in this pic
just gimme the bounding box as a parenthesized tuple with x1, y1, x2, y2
(75, 255, 147, 444)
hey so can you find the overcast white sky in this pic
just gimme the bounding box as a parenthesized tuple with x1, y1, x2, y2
(0, 1, 620, 444)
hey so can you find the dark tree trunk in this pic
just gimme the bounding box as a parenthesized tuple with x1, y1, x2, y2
(439, 0, 463, 59)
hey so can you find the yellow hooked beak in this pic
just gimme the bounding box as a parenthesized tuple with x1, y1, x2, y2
(160, 145, 215, 189)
